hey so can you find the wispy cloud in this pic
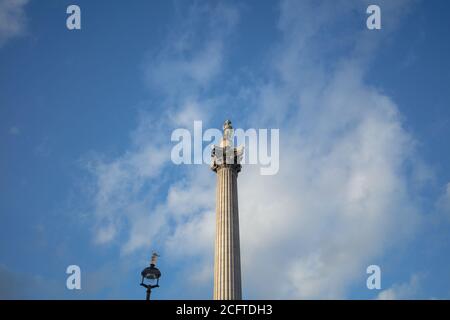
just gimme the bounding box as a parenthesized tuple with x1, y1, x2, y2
(84, 0, 430, 299)
(8, 126, 20, 135)
(0, 0, 29, 47)
(236, 0, 425, 299)
(85, 2, 238, 274)
(144, 1, 239, 98)
(437, 182, 450, 220)
(377, 274, 422, 300)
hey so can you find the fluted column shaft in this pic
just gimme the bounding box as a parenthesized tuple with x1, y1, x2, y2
(213, 165, 242, 300)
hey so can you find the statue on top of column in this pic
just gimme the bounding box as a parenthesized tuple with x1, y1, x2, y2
(211, 120, 244, 173)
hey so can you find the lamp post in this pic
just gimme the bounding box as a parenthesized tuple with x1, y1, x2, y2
(140, 252, 161, 300)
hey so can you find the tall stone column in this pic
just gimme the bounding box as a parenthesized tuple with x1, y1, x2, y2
(211, 120, 243, 300)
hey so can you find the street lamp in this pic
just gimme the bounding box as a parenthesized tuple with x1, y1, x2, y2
(140, 252, 161, 300)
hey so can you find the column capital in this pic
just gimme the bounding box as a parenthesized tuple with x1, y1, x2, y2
(211, 145, 243, 173)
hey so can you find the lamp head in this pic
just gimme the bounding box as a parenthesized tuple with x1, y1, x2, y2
(141, 266, 161, 280)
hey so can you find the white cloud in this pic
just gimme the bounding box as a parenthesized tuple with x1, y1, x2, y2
(86, 114, 171, 247)
(144, 1, 239, 97)
(8, 126, 20, 135)
(169, 100, 208, 128)
(84, 0, 428, 299)
(0, 0, 29, 47)
(377, 275, 421, 300)
(235, 0, 423, 299)
(437, 183, 450, 219)
(86, 2, 237, 264)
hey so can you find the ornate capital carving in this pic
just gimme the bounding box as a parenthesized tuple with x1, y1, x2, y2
(211, 145, 244, 173)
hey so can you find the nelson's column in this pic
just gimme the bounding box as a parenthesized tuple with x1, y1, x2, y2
(211, 120, 244, 300)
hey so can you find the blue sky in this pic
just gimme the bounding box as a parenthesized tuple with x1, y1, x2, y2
(1, 0, 450, 299)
